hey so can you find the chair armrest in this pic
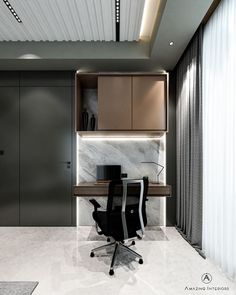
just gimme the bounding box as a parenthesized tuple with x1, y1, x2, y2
(89, 199, 101, 210)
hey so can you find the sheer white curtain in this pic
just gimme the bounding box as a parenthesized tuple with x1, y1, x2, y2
(202, 0, 236, 280)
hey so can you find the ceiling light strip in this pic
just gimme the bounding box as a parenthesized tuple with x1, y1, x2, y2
(115, 0, 120, 41)
(3, 0, 22, 23)
(134, 0, 146, 40)
(139, 0, 160, 40)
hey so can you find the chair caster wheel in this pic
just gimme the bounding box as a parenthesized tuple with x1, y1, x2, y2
(109, 269, 114, 276)
(139, 258, 143, 264)
(131, 241, 135, 245)
(90, 252, 94, 257)
(107, 237, 110, 242)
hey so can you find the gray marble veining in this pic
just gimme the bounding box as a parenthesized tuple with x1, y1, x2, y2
(78, 137, 165, 182)
(77, 135, 166, 226)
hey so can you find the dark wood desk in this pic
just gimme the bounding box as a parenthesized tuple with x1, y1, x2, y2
(73, 182, 171, 197)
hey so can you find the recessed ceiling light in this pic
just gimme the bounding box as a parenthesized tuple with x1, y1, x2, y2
(3, 0, 22, 23)
(115, 0, 120, 24)
(169, 41, 174, 46)
(115, 0, 120, 41)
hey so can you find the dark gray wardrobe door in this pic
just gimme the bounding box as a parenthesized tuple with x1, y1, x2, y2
(0, 87, 19, 225)
(20, 87, 72, 225)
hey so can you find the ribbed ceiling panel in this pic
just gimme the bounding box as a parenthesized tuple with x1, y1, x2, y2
(120, 0, 145, 41)
(0, 0, 145, 41)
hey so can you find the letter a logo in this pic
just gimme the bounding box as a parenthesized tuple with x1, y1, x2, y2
(201, 273, 212, 284)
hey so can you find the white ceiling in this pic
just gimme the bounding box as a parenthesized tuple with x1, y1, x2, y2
(0, 0, 146, 41)
(0, 0, 214, 71)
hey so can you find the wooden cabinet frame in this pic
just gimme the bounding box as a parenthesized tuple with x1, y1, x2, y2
(75, 72, 169, 135)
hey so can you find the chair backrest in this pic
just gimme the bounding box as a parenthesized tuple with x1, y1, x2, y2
(106, 177, 149, 241)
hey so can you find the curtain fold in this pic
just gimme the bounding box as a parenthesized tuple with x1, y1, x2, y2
(202, 0, 236, 281)
(176, 27, 203, 248)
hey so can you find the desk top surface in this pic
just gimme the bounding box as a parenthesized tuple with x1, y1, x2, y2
(73, 182, 171, 197)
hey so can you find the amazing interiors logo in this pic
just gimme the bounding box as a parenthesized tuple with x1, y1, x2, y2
(201, 273, 212, 284)
(184, 273, 230, 292)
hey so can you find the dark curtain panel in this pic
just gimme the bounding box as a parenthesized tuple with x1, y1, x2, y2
(176, 26, 203, 249)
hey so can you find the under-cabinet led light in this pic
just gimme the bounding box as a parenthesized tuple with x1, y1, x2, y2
(81, 137, 162, 141)
(3, 0, 22, 23)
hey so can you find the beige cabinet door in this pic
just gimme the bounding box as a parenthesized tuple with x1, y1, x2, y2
(98, 76, 132, 130)
(132, 76, 167, 130)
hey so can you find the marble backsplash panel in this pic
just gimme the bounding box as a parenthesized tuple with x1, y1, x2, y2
(78, 137, 165, 182)
(77, 136, 166, 226)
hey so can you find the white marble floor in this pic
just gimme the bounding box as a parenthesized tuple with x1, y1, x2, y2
(0, 226, 235, 295)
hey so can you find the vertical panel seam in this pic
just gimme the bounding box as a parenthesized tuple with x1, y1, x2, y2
(19, 71, 21, 226)
(71, 76, 74, 226)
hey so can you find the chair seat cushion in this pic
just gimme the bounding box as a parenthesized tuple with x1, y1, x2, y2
(93, 208, 144, 241)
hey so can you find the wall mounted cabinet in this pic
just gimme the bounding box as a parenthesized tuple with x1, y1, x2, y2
(76, 72, 168, 135)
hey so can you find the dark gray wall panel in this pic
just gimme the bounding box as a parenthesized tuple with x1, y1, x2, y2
(20, 71, 72, 87)
(71, 86, 76, 226)
(166, 71, 176, 226)
(71, 72, 76, 87)
(20, 86, 72, 225)
(0, 72, 19, 86)
(0, 87, 19, 225)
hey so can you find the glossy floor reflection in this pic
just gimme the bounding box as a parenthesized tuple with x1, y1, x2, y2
(0, 227, 235, 295)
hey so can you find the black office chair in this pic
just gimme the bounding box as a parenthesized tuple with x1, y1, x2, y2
(89, 177, 149, 275)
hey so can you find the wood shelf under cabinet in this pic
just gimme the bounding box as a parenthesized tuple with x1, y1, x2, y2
(78, 131, 165, 138)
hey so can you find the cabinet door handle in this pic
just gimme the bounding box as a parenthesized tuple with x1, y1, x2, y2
(60, 161, 71, 168)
